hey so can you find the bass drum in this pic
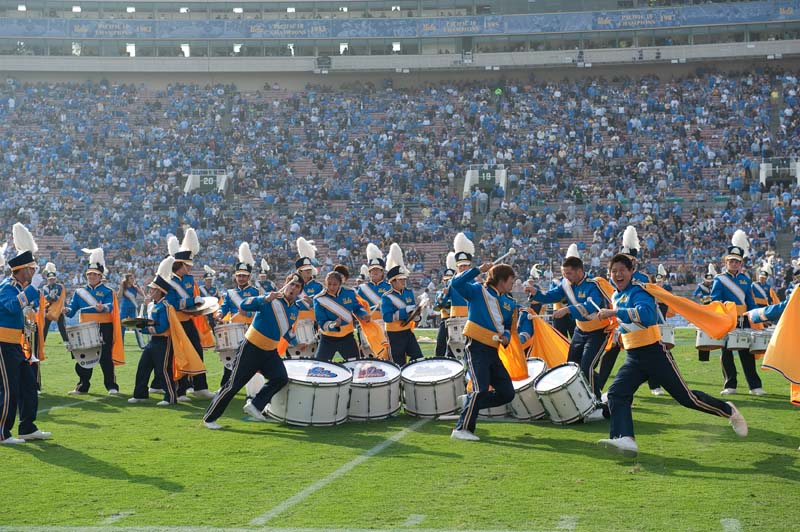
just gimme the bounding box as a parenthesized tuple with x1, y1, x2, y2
(343, 359, 401, 420)
(509, 358, 548, 420)
(266, 359, 351, 426)
(400, 357, 465, 418)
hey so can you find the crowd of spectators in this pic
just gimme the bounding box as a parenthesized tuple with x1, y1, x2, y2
(0, 67, 798, 299)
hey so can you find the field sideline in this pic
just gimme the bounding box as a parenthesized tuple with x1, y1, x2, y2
(1, 328, 798, 532)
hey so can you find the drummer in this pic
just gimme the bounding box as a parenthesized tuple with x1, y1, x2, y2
(65, 248, 121, 396)
(596, 253, 748, 457)
(254, 259, 277, 295)
(165, 229, 214, 401)
(526, 243, 613, 403)
(433, 252, 456, 358)
(215, 242, 260, 387)
(449, 261, 517, 441)
(202, 273, 305, 430)
(41, 262, 69, 344)
(128, 257, 178, 406)
(381, 243, 424, 367)
(711, 230, 766, 397)
(693, 264, 716, 361)
(313, 270, 370, 362)
(752, 261, 780, 309)
(296, 237, 324, 299)
(357, 243, 390, 322)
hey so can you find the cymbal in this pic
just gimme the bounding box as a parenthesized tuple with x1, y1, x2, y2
(121, 317, 155, 328)
(401, 303, 425, 327)
(183, 296, 220, 316)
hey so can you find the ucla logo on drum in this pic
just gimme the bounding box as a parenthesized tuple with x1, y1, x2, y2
(358, 366, 386, 379)
(307, 366, 338, 378)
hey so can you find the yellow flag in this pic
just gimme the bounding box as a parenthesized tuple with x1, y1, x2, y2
(166, 305, 206, 379)
(498, 310, 528, 380)
(110, 293, 125, 366)
(356, 318, 391, 361)
(641, 283, 737, 339)
(529, 315, 569, 368)
(761, 287, 800, 386)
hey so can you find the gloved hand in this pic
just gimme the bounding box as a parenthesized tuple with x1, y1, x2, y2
(194, 296, 205, 305)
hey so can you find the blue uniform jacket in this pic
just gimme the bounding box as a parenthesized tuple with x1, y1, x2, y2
(240, 294, 300, 344)
(711, 271, 757, 313)
(165, 273, 199, 312)
(612, 281, 659, 333)
(750, 283, 794, 324)
(120, 286, 139, 317)
(693, 283, 712, 301)
(357, 280, 390, 311)
(313, 287, 369, 333)
(199, 284, 218, 298)
(303, 279, 324, 299)
(66, 283, 114, 318)
(530, 275, 611, 324)
(450, 267, 515, 345)
(220, 285, 261, 319)
(0, 278, 40, 332)
(144, 299, 170, 335)
(41, 283, 64, 305)
(381, 287, 417, 325)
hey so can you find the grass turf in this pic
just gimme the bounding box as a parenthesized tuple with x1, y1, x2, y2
(1, 328, 798, 531)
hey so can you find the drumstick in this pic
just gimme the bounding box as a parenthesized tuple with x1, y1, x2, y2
(493, 248, 516, 264)
(586, 297, 602, 313)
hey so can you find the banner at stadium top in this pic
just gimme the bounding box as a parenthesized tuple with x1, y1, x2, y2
(0, 1, 797, 40)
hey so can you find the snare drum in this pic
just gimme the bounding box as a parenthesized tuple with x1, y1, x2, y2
(343, 359, 401, 420)
(749, 329, 773, 355)
(400, 357, 465, 417)
(695, 329, 724, 351)
(215, 322, 246, 352)
(446, 317, 467, 359)
(289, 319, 318, 358)
(66, 322, 103, 368)
(509, 358, 548, 420)
(659, 324, 675, 349)
(534, 362, 595, 424)
(726, 330, 751, 350)
(266, 359, 351, 426)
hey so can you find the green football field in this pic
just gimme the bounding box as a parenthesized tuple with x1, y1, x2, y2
(1, 328, 798, 532)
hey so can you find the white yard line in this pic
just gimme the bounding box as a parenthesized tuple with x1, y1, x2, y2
(555, 516, 579, 531)
(721, 518, 743, 532)
(38, 395, 107, 415)
(0, 527, 580, 532)
(401, 515, 426, 527)
(250, 418, 431, 526)
(100, 511, 135, 525)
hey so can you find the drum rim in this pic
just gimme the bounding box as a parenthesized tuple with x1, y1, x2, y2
(533, 362, 581, 393)
(283, 357, 354, 385)
(343, 358, 403, 383)
(400, 356, 465, 384)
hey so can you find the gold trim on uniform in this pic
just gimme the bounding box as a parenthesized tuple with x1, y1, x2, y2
(620, 325, 662, 350)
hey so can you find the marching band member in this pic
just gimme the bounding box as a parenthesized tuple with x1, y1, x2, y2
(711, 230, 766, 396)
(199, 266, 219, 299)
(693, 264, 716, 362)
(313, 270, 370, 362)
(203, 273, 306, 430)
(524, 264, 544, 315)
(526, 244, 613, 401)
(0, 223, 50, 443)
(357, 243, 390, 321)
(296, 237, 324, 299)
(433, 252, 456, 358)
(65, 247, 122, 396)
(752, 259, 780, 308)
(450, 233, 474, 321)
(381, 243, 424, 366)
(216, 243, 259, 386)
(649, 264, 673, 396)
(41, 262, 68, 344)
(255, 259, 276, 295)
(165, 229, 214, 401)
(596, 253, 747, 457)
(118, 272, 144, 342)
(128, 257, 178, 406)
(450, 261, 517, 441)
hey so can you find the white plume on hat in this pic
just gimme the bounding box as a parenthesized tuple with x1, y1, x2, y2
(261, 258, 270, 272)
(708, 263, 718, 277)
(238, 242, 255, 267)
(731, 229, 749, 257)
(12, 223, 37, 255)
(81, 247, 105, 271)
(203, 265, 216, 276)
(181, 227, 200, 255)
(167, 235, 180, 257)
(44, 262, 57, 274)
(529, 263, 542, 280)
(566, 243, 580, 259)
(453, 232, 475, 256)
(157, 256, 175, 280)
(386, 243, 407, 275)
(621, 225, 640, 253)
(296, 237, 317, 261)
(658, 264, 667, 277)
(759, 260, 773, 276)
(359, 264, 369, 278)
(0, 243, 6, 268)
(445, 252, 457, 272)
(366, 243, 383, 262)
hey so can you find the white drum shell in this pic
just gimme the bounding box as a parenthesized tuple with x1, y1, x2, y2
(726, 330, 751, 350)
(695, 329, 725, 351)
(289, 319, 318, 358)
(218, 349, 237, 371)
(749, 330, 772, 355)
(401, 357, 465, 417)
(509, 358, 548, 420)
(446, 317, 467, 359)
(343, 360, 401, 420)
(66, 322, 102, 351)
(266, 360, 351, 426)
(659, 324, 675, 349)
(245, 373, 265, 399)
(534, 363, 595, 424)
(214, 323, 247, 352)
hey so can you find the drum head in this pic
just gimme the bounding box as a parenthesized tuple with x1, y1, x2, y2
(284, 359, 351, 384)
(120, 317, 154, 328)
(514, 358, 547, 389)
(400, 357, 463, 383)
(534, 363, 579, 392)
(343, 360, 401, 384)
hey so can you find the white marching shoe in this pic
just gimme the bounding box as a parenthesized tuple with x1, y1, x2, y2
(450, 429, 480, 441)
(598, 436, 639, 457)
(727, 402, 748, 437)
(203, 421, 223, 430)
(720, 388, 737, 395)
(19, 430, 51, 441)
(650, 387, 666, 396)
(243, 400, 269, 422)
(749, 388, 767, 396)
(192, 389, 215, 400)
(0, 437, 25, 445)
